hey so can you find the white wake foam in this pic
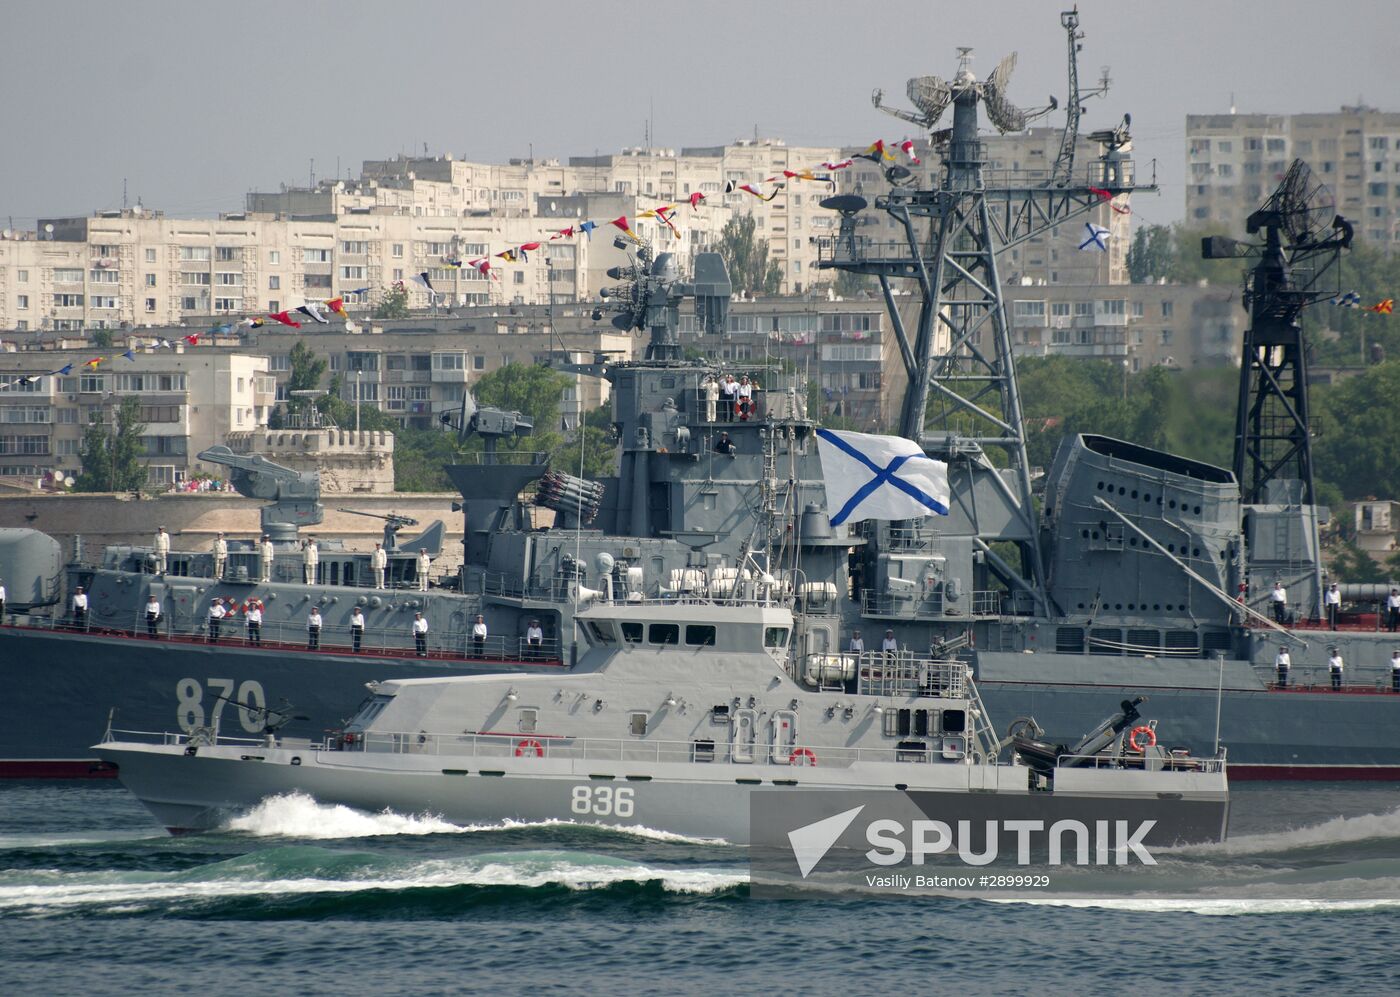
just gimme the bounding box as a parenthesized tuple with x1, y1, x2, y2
(220, 792, 729, 845)
(1168, 805, 1400, 857)
(0, 851, 746, 915)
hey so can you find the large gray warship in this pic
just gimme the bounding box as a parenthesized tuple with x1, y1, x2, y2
(96, 596, 1229, 846)
(2, 7, 1396, 780)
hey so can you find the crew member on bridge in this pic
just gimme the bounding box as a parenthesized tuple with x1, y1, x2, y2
(881, 629, 899, 656)
(1270, 580, 1288, 624)
(1274, 644, 1291, 688)
(154, 526, 170, 575)
(417, 548, 431, 592)
(713, 431, 736, 456)
(1392, 649, 1400, 693)
(303, 538, 320, 585)
(372, 543, 387, 589)
(246, 599, 263, 646)
(350, 607, 365, 653)
(307, 606, 323, 650)
(718, 374, 737, 421)
(144, 594, 161, 638)
(471, 614, 488, 657)
(70, 586, 88, 630)
(526, 619, 544, 660)
(848, 630, 864, 654)
(412, 612, 428, 657)
(207, 598, 225, 644)
(1328, 648, 1344, 691)
(1388, 589, 1400, 633)
(736, 375, 755, 421)
(212, 532, 228, 579)
(1325, 582, 1341, 631)
(259, 535, 274, 583)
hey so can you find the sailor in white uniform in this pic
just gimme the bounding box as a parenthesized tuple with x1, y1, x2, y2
(1328, 649, 1344, 691)
(1274, 645, 1291, 688)
(154, 527, 170, 575)
(1324, 583, 1341, 631)
(212, 532, 228, 579)
(371, 543, 387, 589)
(417, 549, 431, 592)
(259, 535, 275, 583)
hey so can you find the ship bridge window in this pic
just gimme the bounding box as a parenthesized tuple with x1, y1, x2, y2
(648, 624, 680, 645)
(685, 625, 717, 646)
(586, 621, 617, 644)
(621, 622, 644, 643)
(764, 627, 790, 648)
(350, 695, 393, 728)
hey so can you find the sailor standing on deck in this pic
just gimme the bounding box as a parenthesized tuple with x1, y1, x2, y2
(417, 548, 431, 592)
(154, 526, 170, 575)
(207, 598, 225, 643)
(1388, 589, 1400, 633)
(350, 607, 365, 652)
(307, 607, 323, 650)
(145, 594, 161, 638)
(718, 374, 737, 422)
(303, 538, 319, 585)
(0, 577, 6, 622)
(1270, 580, 1288, 624)
(259, 535, 274, 583)
(881, 629, 899, 659)
(471, 614, 487, 657)
(526, 619, 544, 660)
(1325, 583, 1341, 631)
(212, 532, 228, 579)
(1274, 644, 1291, 688)
(371, 543, 387, 589)
(412, 612, 428, 657)
(1328, 648, 1345, 691)
(1392, 650, 1400, 693)
(245, 599, 262, 646)
(71, 586, 88, 630)
(848, 630, 864, 654)
(703, 375, 719, 423)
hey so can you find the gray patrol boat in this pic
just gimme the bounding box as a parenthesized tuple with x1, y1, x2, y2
(3, 7, 1397, 781)
(95, 596, 1228, 844)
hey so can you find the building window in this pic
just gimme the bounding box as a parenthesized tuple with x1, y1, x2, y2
(269, 250, 280, 264)
(304, 274, 332, 289)
(432, 352, 466, 370)
(145, 249, 157, 263)
(181, 272, 211, 285)
(215, 247, 241, 261)
(145, 298, 156, 312)
(1160, 329, 1173, 346)
(53, 268, 83, 283)
(341, 241, 368, 254)
(269, 354, 290, 372)
(513, 270, 525, 285)
(179, 246, 211, 262)
(268, 300, 279, 312)
(392, 243, 403, 258)
(473, 355, 485, 370)
(411, 354, 432, 371)
(16, 295, 27, 310)
(215, 272, 243, 286)
(145, 273, 157, 287)
(53, 294, 84, 307)
(341, 266, 366, 280)
(1161, 300, 1174, 318)
(268, 276, 280, 290)
(214, 297, 241, 311)
(304, 248, 332, 263)
(181, 296, 198, 310)
(16, 270, 28, 282)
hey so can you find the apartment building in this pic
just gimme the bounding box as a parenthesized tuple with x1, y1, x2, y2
(1003, 280, 1242, 370)
(1186, 106, 1400, 245)
(0, 349, 272, 485)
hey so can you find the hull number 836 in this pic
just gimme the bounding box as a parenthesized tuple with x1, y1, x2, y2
(570, 785, 635, 818)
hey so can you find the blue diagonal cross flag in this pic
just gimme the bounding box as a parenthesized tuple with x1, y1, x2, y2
(815, 429, 950, 526)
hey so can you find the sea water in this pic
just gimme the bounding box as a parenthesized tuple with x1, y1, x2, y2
(1, 782, 1398, 995)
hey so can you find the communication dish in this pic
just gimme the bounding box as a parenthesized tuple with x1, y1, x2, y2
(983, 53, 1028, 133)
(820, 194, 868, 217)
(1248, 159, 1335, 247)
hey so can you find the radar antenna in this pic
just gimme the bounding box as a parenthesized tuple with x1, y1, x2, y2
(1201, 159, 1352, 619)
(873, 47, 1055, 137)
(1050, 7, 1112, 186)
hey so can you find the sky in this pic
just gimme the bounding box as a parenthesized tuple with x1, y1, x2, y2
(2, 0, 1396, 229)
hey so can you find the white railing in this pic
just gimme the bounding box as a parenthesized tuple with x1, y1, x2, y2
(1055, 752, 1226, 774)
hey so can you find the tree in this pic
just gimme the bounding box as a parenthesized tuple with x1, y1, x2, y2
(285, 340, 327, 417)
(718, 215, 783, 296)
(549, 424, 615, 480)
(74, 396, 147, 492)
(91, 328, 115, 350)
(1126, 224, 1175, 284)
(1312, 362, 1400, 500)
(373, 284, 410, 320)
(833, 268, 874, 299)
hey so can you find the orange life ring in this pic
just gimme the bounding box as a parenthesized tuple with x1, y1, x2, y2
(789, 747, 817, 767)
(515, 738, 544, 758)
(1128, 725, 1157, 753)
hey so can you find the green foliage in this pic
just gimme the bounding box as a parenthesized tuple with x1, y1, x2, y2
(833, 268, 875, 298)
(718, 215, 783, 296)
(286, 340, 327, 415)
(548, 424, 616, 480)
(1126, 225, 1175, 284)
(74, 396, 147, 492)
(373, 284, 410, 319)
(393, 426, 463, 492)
(1331, 539, 1385, 583)
(319, 373, 398, 431)
(473, 363, 574, 434)
(91, 328, 115, 350)
(1311, 362, 1400, 500)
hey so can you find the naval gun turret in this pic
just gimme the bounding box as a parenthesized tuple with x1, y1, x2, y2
(336, 509, 419, 552)
(442, 388, 533, 462)
(197, 445, 323, 543)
